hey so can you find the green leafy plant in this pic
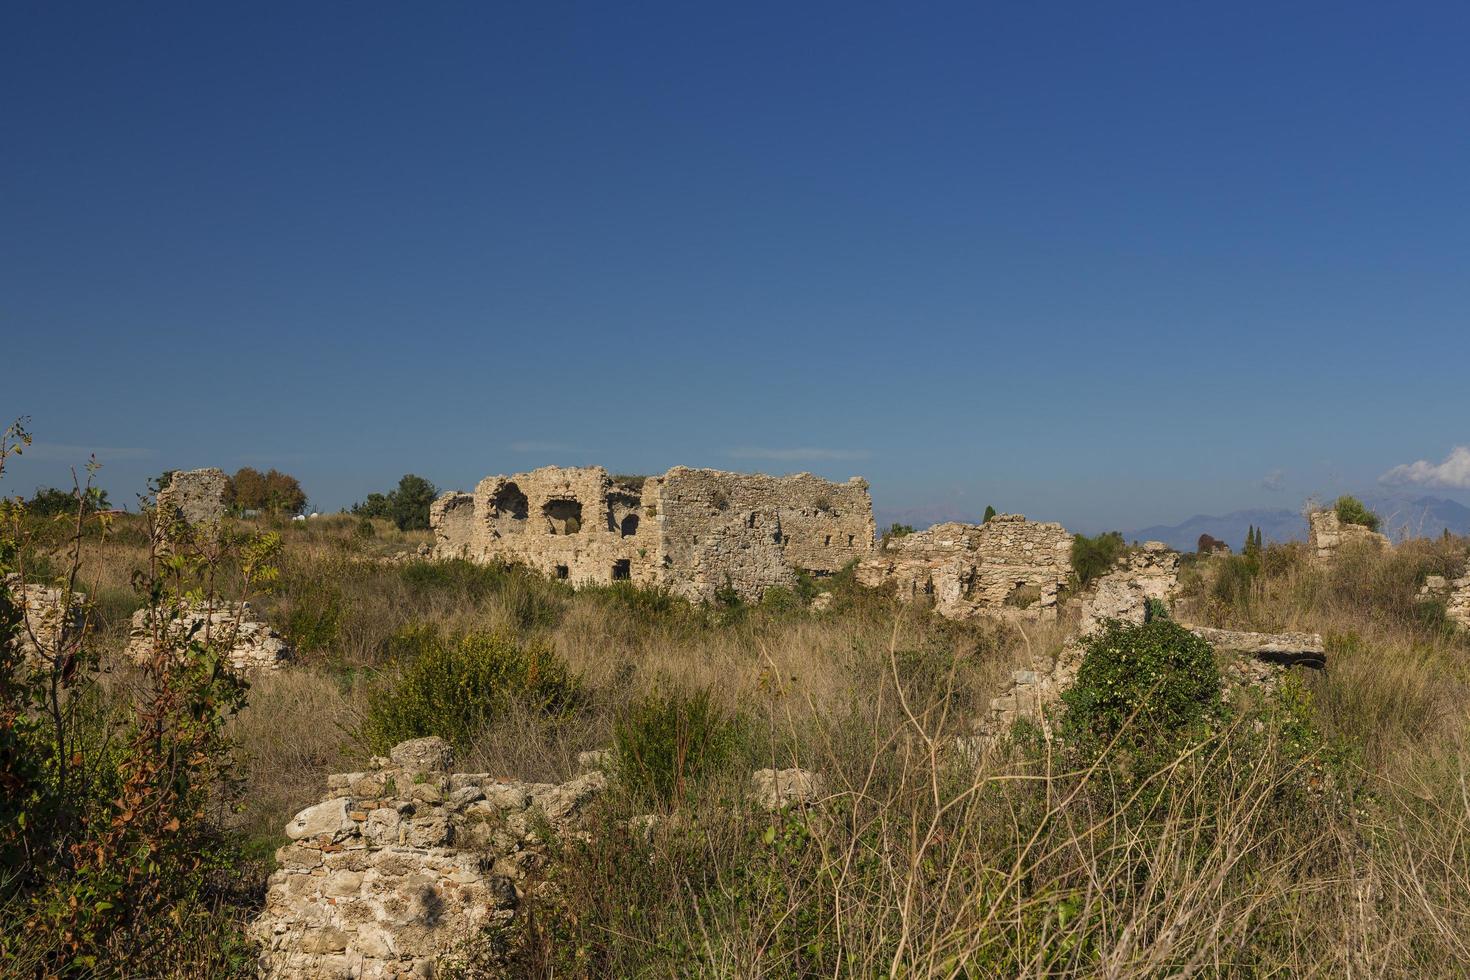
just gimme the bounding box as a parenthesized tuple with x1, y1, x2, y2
(613, 685, 745, 809)
(1061, 619, 1221, 757)
(1334, 495, 1381, 532)
(363, 627, 584, 752)
(983, 505, 997, 523)
(1070, 531, 1126, 588)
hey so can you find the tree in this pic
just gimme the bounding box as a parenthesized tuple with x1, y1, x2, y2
(230, 467, 306, 516)
(25, 487, 109, 517)
(983, 505, 997, 523)
(1197, 533, 1227, 554)
(352, 474, 438, 531)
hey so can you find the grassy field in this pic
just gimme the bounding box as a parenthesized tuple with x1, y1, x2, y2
(7, 509, 1470, 976)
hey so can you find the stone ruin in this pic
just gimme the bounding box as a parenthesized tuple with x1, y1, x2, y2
(1419, 571, 1470, 631)
(157, 467, 231, 529)
(3, 574, 86, 665)
(1307, 508, 1390, 565)
(126, 600, 292, 671)
(252, 738, 831, 977)
(253, 736, 607, 979)
(430, 465, 875, 603)
(855, 515, 1074, 621)
(1076, 542, 1181, 636)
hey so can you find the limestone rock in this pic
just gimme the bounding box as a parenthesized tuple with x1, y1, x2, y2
(126, 601, 291, 672)
(3, 575, 86, 664)
(156, 467, 230, 529)
(253, 738, 608, 978)
(751, 768, 826, 810)
(389, 736, 453, 776)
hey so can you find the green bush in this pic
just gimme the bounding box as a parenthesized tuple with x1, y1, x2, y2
(364, 628, 584, 752)
(1070, 531, 1126, 587)
(1334, 495, 1381, 532)
(613, 686, 746, 809)
(1061, 619, 1221, 755)
(352, 474, 438, 531)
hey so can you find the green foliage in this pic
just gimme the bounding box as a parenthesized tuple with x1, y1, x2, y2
(1070, 531, 1126, 588)
(352, 473, 438, 531)
(1334, 495, 1381, 532)
(363, 628, 584, 752)
(882, 522, 915, 543)
(283, 575, 343, 654)
(1212, 553, 1260, 607)
(613, 685, 746, 809)
(1061, 619, 1221, 756)
(231, 466, 307, 516)
(25, 486, 110, 517)
(1243, 524, 1263, 558)
(1, 433, 269, 974)
(983, 505, 997, 523)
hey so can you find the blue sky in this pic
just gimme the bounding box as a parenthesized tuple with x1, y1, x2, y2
(4, 2, 1469, 531)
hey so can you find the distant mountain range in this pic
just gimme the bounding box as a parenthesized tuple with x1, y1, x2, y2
(876, 493, 1470, 554)
(1123, 493, 1470, 552)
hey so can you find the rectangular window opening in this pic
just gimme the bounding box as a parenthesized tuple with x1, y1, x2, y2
(612, 559, 632, 581)
(554, 565, 569, 580)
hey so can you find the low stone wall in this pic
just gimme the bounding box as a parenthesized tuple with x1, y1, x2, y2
(126, 601, 291, 671)
(1307, 510, 1390, 565)
(1420, 572, 1470, 630)
(253, 737, 606, 979)
(3, 574, 86, 664)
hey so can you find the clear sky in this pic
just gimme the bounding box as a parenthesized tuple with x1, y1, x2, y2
(5, 2, 1469, 531)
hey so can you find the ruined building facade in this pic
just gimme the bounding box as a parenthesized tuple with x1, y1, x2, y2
(430, 466, 874, 602)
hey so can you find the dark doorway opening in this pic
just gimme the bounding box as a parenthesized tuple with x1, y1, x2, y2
(612, 559, 632, 581)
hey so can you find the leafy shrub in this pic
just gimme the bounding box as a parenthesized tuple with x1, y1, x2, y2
(353, 474, 439, 531)
(1070, 531, 1126, 587)
(25, 486, 110, 517)
(983, 505, 997, 522)
(1061, 619, 1221, 755)
(1334, 495, 1381, 532)
(363, 628, 584, 752)
(613, 686, 746, 809)
(882, 522, 914, 544)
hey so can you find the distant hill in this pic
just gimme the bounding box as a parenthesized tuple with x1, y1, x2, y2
(1123, 493, 1470, 552)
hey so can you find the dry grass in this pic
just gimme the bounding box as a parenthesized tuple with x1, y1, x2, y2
(17, 510, 1470, 977)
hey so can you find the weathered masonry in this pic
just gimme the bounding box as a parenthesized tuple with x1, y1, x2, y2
(430, 466, 874, 602)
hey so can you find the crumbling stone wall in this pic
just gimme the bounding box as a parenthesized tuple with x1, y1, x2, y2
(1420, 572, 1470, 631)
(157, 467, 230, 527)
(1076, 542, 1181, 635)
(3, 574, 86, 664)
(854, 514, 1073, 621)
(430, 465, 874, 602)
(1308, 509, 1390, 565)
(126, 601, 291, 671)
(253, 737, 605, 978)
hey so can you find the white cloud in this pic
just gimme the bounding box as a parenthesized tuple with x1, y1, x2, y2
(1380, 446, 1470, 490)
(726, 447, 873, 462)
(1261, 469, 1285, 492)
(20, 443, 157, 463)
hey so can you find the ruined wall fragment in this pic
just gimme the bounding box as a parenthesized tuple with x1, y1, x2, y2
(1307, 509, 1390, 565)
(855, 514, 1073, 621)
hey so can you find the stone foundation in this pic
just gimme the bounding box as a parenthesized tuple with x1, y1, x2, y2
(1420, 572, 1470, 630)
(253, 737, 606, 979)
(158, 467, 230, 528)
(1076, 543, 1181, 635)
